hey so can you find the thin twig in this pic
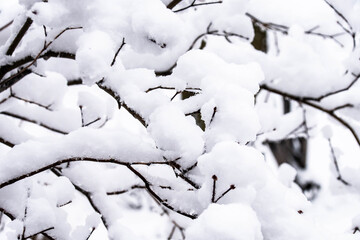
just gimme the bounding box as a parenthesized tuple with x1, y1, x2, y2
(302, 73, 360, 101)
(0, 111, 68, 134)
(111, 38, 125, 67)
(11, 94, 53, 111)
(0, 20, 13, 32)
(328, 138, 350, 185)
(24, 227, 54, 240)
(211, 175, 217, 203)
(261, 84, 360, 146)
(214, 184, 235, 203)
(174, 0, 223, 13)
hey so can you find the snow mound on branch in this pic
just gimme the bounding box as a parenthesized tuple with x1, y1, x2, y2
(12, 72, 67, 110)
(186, 203, 263, 240)
(76, 30, 115, 85)
(148, 105, 204, 167)
(196, 141, 321, 239)
(172, 50, 262, 94)
(0, 127, 161, 186)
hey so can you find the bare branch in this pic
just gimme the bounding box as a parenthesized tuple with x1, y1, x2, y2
(0, 111, 68, 134)
(328, 138, 350, 185)
(303, 73, 360, 101)
(6, 17, 33, 56)
(167, 0, 183, 10)
(24, 227, 54, 240)
(0, 156, 198, 219)
(214, 184, 236, 203)
(261, 84, 360, 146)
(211, 175, 217, 203)
(173, 0, 223, 13)
(11, 94, 53, 111)
(107, 185, 146, 195)
(323, 0, 356, 49)
(0, 20, 13, 32)
(111, 38, 126, 67)
(0, 27, 82, 93)
(246, 12, 348, 48)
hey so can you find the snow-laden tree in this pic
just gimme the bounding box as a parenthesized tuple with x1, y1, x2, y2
(0, 0, 360, 239)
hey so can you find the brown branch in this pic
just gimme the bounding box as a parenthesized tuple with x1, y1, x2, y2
(331, 103, 353, 112)
(0, 111, 68, 134)
(126, 164, 197, 219)
(328, 138, 350, 185)
(6, 17, 33, 56)
(21, 188, 30, 240)
(163, 157, 200, 189)
(111, 38, 125, 67)
(84, 117, 101, 127)
(79, 106, 85, 127)
(324, 0, 353, 31)
(107, 185, 146, 195)
(214, 184, 235, 203)
(67, 78, 83, 86)
(0, 137, 15, 148)
(0, 157, 183, 189)
(51, 168, 111, 231)
(155, 22, 250, 76)
(122, 101, 147, 127)
(323, 0, 356, 49)
(173, 0, 223, 13)
(145, 86, 201, 93)
(0, 51, 76, 93)
(0, 207, 15, 220)
(0, 157, 198, 219)
(11, 94, 52, 111)
(0, 51, 75, 80)
(246, 12, 348, 48)
(24, 227, 54, 240)
(0, 26, 81, 93)
(167, 225, 177, 240)
(302, 73, 360, 101)
(167, 0, 183, 9)
(209, 106, 217, 125)
(0, 20, 13, 32)
(246, 13, 288, 34)
(260, 84, 360, 146)
(97, 79, 147, 127)
(211, 175, 217, 203)
(85, 227, 96, 240)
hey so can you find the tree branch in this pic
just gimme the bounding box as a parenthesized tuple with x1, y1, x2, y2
(0, 26, 81, 94)
(110, 38, 125, 67)
(6, 17, 33, 56)
(167, 0, 183, 10)
(260, 84, 360, 146)
(0, 156, 198, 219)
(0, 20, 13, 32)
(0, 111, 68, 134)
(173, 0, 223, 13)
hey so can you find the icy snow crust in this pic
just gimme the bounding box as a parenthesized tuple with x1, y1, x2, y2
(0, 0, 360, 239)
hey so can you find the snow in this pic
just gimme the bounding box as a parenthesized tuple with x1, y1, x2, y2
(186, 203, 263, 240)
(278, 163, 297, 187)
(322, 125, 333, 139)
(148, 105, 204, 167)
(12, 72, 67, 109)
(1, 0, 360, 239)
(76, 30, 115, 85)
(0, 127, 161, 187)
